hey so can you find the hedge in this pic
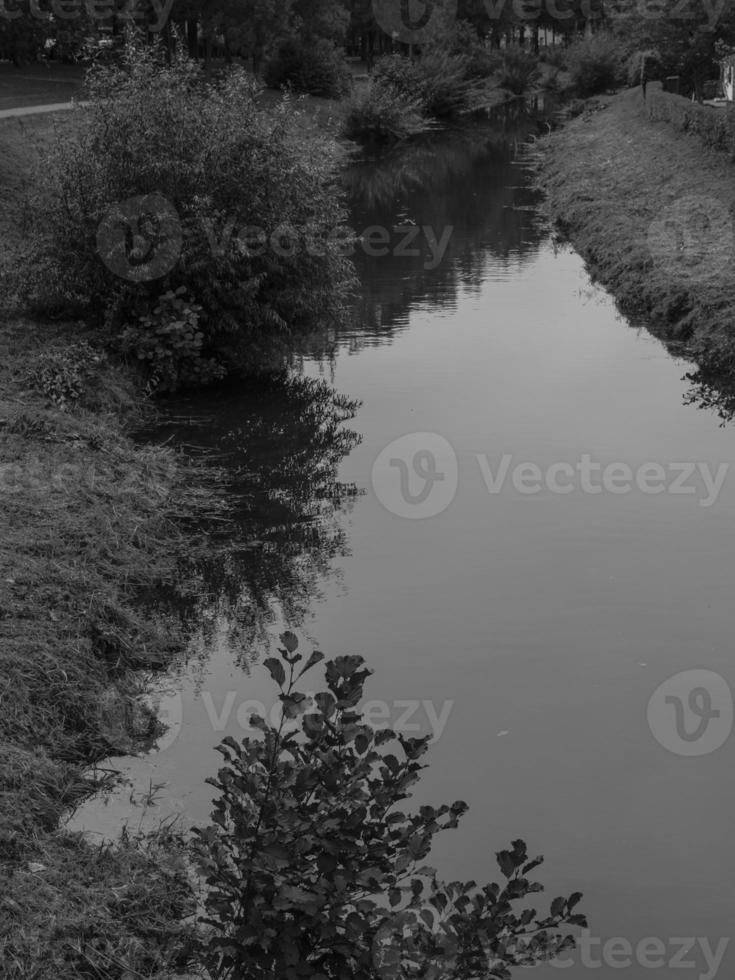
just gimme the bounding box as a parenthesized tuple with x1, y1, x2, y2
(647, 89, 735, 159)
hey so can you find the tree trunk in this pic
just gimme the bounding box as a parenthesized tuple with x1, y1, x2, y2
(163, 18, 172, 64)
(187, 19, 198, 60)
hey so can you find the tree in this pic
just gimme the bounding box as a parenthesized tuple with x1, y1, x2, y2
(294, 0, 350, 41)
(608, 0, 735, 96)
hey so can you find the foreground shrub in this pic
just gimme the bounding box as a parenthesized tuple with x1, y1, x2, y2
(647, 89, 735, 157)
(264, 38, 352, 98)
(194, 634, 587, 979)
(566, 32, 625, 96)
(15, 44, 355, 391)
(342, 81, 434, 144)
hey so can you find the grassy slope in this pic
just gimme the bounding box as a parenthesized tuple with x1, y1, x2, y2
(538, 84, 735, 366)
(0, 114, 222, 979)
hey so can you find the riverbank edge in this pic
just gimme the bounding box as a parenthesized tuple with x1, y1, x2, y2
(535, 84, 735, 376)
(0, 310, 231, 975)
(0, 109, 233, 977)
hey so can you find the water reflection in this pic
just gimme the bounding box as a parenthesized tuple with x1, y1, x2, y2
(683, 364, 735, 426)
(330, 116, 552, 348)
(150, 374, 361, 659)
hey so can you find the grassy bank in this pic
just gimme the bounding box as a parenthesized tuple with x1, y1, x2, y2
(0, 112, 227, 978)
(537, 84, 735, 373)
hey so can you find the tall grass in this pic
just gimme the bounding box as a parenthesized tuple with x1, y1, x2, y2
(342, 81, 434, 144)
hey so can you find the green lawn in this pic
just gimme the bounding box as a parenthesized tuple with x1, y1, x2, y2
(0, 62, 84, 110)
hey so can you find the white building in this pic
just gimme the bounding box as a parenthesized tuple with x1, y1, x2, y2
(720, 54, 735, 101)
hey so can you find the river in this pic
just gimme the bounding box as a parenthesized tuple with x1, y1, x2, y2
(69, 116, 735, 980)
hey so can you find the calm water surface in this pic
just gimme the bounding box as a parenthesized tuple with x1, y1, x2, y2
(71, 119, 735, 979)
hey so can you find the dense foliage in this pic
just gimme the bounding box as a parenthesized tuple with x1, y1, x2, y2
(495, 45, 541, 96)
(565, 32, 626, 96)
(15, 45, 355, 390)
(648, 89, 735, 158)
(264, 38, 353, 97)
(194, 634, 586, 980)
(343, 82, 434, 144)
(371, 48, 498, 118)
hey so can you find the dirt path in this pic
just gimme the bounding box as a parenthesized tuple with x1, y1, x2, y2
(0, 101, 81, 119)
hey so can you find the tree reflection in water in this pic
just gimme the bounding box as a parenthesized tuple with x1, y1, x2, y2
(683, 363, 735, 426)
(146, 374, 361, 665)
(312, 105, 556, 355)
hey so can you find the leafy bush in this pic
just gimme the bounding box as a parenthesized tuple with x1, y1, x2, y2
(540, 44, 567, 69)
(647, 89, 735, 157)
(16, 43, 355, 391)
(342, 81, 434, 144)
(419, 48, 489, 117)
(26, 341, 105, 408)
(496, 45, 540, 96)
(371, 50, 491, 119)
(117, 287, 226, 393)
(371, 53, 426, 97)
(194, 633, 587, 980)
(264, 38, 352, 98)
(566, 32, 625, 96)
